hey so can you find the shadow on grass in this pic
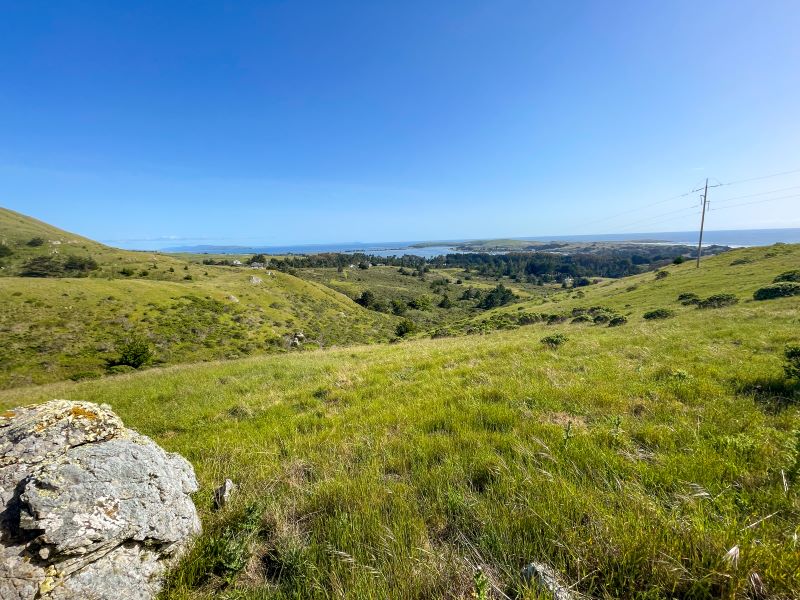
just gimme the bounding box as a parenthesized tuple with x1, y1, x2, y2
(734, 376, 799, 414)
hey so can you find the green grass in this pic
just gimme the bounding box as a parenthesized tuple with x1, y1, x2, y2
(2, 244, 799, 599)
(0, 207, 400, 387)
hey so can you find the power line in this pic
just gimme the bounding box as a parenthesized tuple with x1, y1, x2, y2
(712, 185, 800, 204)
(710, 192, 800, 211)
(720, 167, 800, 187)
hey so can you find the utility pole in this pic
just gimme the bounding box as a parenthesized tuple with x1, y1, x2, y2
(693, 178, 721, 268)
(696, 178, 709, 268)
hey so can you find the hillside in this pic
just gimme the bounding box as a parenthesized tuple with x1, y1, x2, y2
(0, 208, 397, 387)
(2, 243, 798, 599)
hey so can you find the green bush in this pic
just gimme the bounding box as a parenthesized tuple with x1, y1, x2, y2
(20, 256, 64, 277)
(26, 237, 45, 247)
(541, 333, 567, 348)
(119, 267, 135, 277)
(643, 308, 675, 320)
(0, 243, 12, 258)
(478, 284, 516, 309)
(608, 315, 627, 327)
(111, 335, 154, 369)
(677, 292, 700, 306)
(63, 255, 99, 273)
(753, 282, 800, 300)
(396, 319, 417, 337)
(774, 270, 800, 283)
(655, 270, 669, 280)
(438, 294, 452, 309)
(571, 314, 593, 323)
(697, 293, 738, 309)
(785, 345, 800, 381)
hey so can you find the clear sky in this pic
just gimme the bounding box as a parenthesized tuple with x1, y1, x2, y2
(1, 0, 799, 248)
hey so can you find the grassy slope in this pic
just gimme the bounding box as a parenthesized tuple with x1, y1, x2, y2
(0, 207, 396, 387)
(2, 244, 799, 599)
(457, 242, 800, 332)
(297, 265, 546, 331)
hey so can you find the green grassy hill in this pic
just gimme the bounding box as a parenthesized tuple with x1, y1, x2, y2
(2, 243, 798, 599)
(0, 208, 397, 387)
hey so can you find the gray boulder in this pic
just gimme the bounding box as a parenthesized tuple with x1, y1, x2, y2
(0, 400, 200, 599)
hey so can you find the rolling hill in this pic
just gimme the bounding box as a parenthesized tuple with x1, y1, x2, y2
(0, 207, 398, 387)
(2, 238, 798, 598)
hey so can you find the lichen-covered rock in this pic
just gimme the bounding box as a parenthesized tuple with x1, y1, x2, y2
(0, 400, 200, 600)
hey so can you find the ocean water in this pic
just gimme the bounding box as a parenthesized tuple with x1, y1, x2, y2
(155, 228, 800, 257)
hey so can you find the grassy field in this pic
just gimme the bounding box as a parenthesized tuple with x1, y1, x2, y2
(0, 208, 398, 387)
(2, 243, 798, 599)
(297, 264, 548, 332)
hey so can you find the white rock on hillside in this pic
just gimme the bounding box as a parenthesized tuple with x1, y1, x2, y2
(0, 400, 200, 600)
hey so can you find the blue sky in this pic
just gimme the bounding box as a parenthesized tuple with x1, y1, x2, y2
(1, 0, 799, 248)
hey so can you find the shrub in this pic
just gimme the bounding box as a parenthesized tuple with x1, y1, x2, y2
(119, 267, 135, 277)
(20, 256, 64, 277)
(774, 270, 800, 283)
(517, 312, 542, 325)
(571, 314, 593, 323)
(355, 290, 377, 308)
(753, 283, 800, 301)
(396, 319, 417, 337)
(0, 243, 12, 258)
(672, 255, 686, 265)
(478, 284, 516, 309)
(26, 237, 45, 247)
(697, 294, 738, 309)
(785, 345, 800, 381)
(655, 270, 669, 280)
(438, 294, 452, 309)
(643, 308, 675, 320)
(608, 315, 627, 327)
(390, 299, 407, 316)
(112, 335, 154, 369)
(541, 333, 567, 348)
(63, 255, 99, 273)
(408, 296, 431, 311)
(677, 292, 700, 306)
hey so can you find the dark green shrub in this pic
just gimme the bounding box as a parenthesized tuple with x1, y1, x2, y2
(517, 312, 542, 325)
(753, 283, 800, 301)
(655, 270, 669, 280)
(390, 299, 407, 315)
(785, 345, 800, 381)
(0, 243, 12, 258)
(20, 256, 64, 277)
(677, 292, 700, 306)
(438, 294, 452, 309)
(571, 314, 593, 323)
(478, 284, 516, 309)
(697, 294, 738, 309)
(408, 296, 431, 310)
(26, 237, 45, 247)
(63, 255, 98, 273)
(355, 290, 377, 308)
(111, 335, 154, 369)
(672, 255, 686, 265)
(119, 267, 135, 276)
(396, 319, 417, 337)
(183, 274, 193, 280)
(541, 333, 567, 348)
(774, 270, 800, 283)
(608, 315, 627, 327)
(643, 308, 675, 320)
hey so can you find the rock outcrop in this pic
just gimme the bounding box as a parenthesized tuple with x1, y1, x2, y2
(0, 400, 200, 600)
